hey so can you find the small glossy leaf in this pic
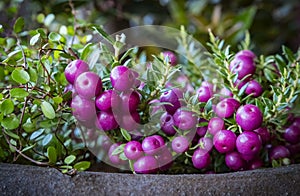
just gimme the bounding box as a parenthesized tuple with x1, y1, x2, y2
(11, 69, 30, 84)
(30, 33, 40, 46)
(22, 118, 35, 133)
(3, 129, 20, 140)
(41, 101, 56, 119)
(30, 129, 45, 141)
(48, 32, 62, 42)
(120, 128, 131, 142)
(92, 25, 114, 44)
(1, 115, 20, 130)
(1, 99, 14, 115)
(10, 88, 29, 98)
(53, 97, 63, 104)
(44, 14, 55, 26)
(64, 155, 76, 165)
(74, 161, 91, 171)
(42, 134, 53, 146)
(112, 144, 126, 156)
(47, 146, 57, 164)
(13, 17, 25, 33)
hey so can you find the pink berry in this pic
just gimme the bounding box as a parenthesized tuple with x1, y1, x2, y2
(236, 131, 262, 158)
(64, 59, 89, 84)
(134, 155, 158, 174)
(124, 141, 144, 160)
(197, 86, 212, 102)
(225, 151, 245, 171)
(95, 110, 118, 131)
(110, 65, 135, 92)
(173, 108, 197, 131)
(162, 51, 177, 66)
(192, 148, 211, 169)
(207, 117, 225, 135)
(245, 80, 263, 97)
(95, 90, 120, 112)
(71, 95, 96, 123)
(230, 55, 256, 80)
(213, 130, 237, 154)
(236, 104, 263, 131)
(74, 71, 102, 99)
(160, 112, 177, 136)
(172, 136, 189, 153)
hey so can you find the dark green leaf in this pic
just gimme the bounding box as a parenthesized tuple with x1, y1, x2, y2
(64, 155, 76, 165)
(74, 161, 91, 171)
(41, 101, 56, 119)
(47, 146, 57, 164)
(1, 99, 14, 115)
(10, 88, 29, 98)
(13, 17, 25, 33)
(11, 68, 30, 84)
(3, 129, 20, 140)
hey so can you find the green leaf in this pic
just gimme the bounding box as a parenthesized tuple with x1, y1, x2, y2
(282, 45, 295, 62)
(22, 118, 35, 133)
(13, 17, 25, 33)
(44, 14, 55, 27)
(64, 155, 76, 165)
(10, 88, 29, 98)
(41, 101, 56, 119)
(92, 25, 114, 44)
(80, 43, 94, 61)
(53, 96, 63, 105)
(74, 161, 91, 171)
(30, 129, 44, 141)
(47, 146, 57, 164)
(48, 32, 62, 42)
(1, 115, 20, 130)
(3, 129, 20, 140)
(30, 33, 40, 46)
(42, 134, 53, 146)
(11, 68, 30, 84)
(120, 128, 131, 142)
(112, 144, 126, 156)
(28, 67, 38, 83)
(1, 99, 14, 115)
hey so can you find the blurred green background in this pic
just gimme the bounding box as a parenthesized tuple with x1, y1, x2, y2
(1, 0, 300, 54)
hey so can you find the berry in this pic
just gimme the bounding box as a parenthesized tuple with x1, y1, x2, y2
(215, 99, 236, 118)
(197, 86, 212, 102)
(64, 59, 89, 84)
(162, 51, 177, 66)
(95, 90, 120, 112)
(120, 90, 140, 113)
(234, 78, 249, 90)
(198, 137, 213, 153)
(247, 158, 263, 170)
(219, 87, 233, 100)
(71, 95, 96, 123)
(245, 80, 263, 97)
(213, 130, 237, 154)
(133, 155, 158, 174)
(283, 125, 300, 144)
(155, 147, 173, 171)
(201, 81, 214, 92)
(98, 134, 113, 151)
(110, 65, 135, 92)
(160, 88, 183, 115)
(108, 143, 126, 165)
(236, 104, 263, 131)
(269, 145, 291, 160)
(225, 151, 245, 171)
(173, 108, 197, 130)
(236, 131, 262, 159)
(253, 127, 271, 144)
(74, 71, 102, 99)
(230, 55, 256, 80)
(196, 118, 208, 137)
(192, 148, 211, 169)
(119, 112, 140, 131)
(172, 136, 189, 153)
(235, 50, 256, 59)
(207, 117, 225, 135)
(160, 112, 177, 136)
(95, 111, 118, 131)
(142, 135, 163, 155)
(124, 141, 144, 160)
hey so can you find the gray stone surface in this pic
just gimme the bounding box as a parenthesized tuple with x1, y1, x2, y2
(1, 163, 300, 195)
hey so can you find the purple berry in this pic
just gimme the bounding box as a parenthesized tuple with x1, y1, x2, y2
(269, 145, 291, 160)
(207, 117, 225, 135)
(236, 104, 263, 131)
(110, 65, 135, 92)
(235, 50, 256, 59)
(172, 136, 189, 153)
(284, 125, 300, 144)
(236, 131, 262, 158)
(198, 137, 213, 153)
(142, 135, 163, 155)
(197, 86, 212, 102)
(245, 80, 263, 97)
(234, 78, 249, 90)
(74, 71, 102, 99)
(173, 108, 197, 130)
(219, 87, 233, 100)
(213, 130, 237, 154)
(119, 112, 140, 131)
(160, 88, 183, 115)
(133, 155, 158, 174)
(247, 158, 263, 170)
(64, 59, 89, 84)
(95, 110, 118, 131)
(160, 112, 177, 136)
(196, 118, 208, 137)
(108, 143, 126, 165)
(230, 55, 256, 80)
(253, 127, 271, 144)
(124, 141, 144, 160)
(95, 90, 120, 112)
(120, 90, 140, 113)
(155, 147, 173, 171)
(71, 95, 96, 123)
(215, 99, 236, 118)
(192, 148, 211, 169)
(162, 51, 177, 66)
(225, 151, 245, 171)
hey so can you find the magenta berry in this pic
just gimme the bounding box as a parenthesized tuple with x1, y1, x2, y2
(215, 99, 236, 118)
(160, 112, 177, 136)
(269, 145, 291, 161)
(110, 65, 135, 92)
(230, 55, 256, 80)
(235, 50, 256, 59)
(192, 148, 211, 169)
(207, 117, 225, 135)
(71, 95, 96, 123)
(253, 127, 271, 144)
(173, 108, 197, 130)
(120, 90, 140, 113)
(219, 87, 233, 100)
(95, 110, 118, 131)
(162, 51, 177, 66)
(284, 125, 300, 144)
(119, 112, 140, 131)
(172, 136, 189, 153)
(197, 86, 212, 102)
(64, 59, 89, 84)
(134, 155, 158, 174)
(234, 78, 249, 90)
(74, 71, 102, 99)
(156, 147, 173, 171)
(160, 88, 183, 115)
(236, 131, 262, 159)
(198, 137, 213, 153)
(236, 104, 263, 131)
(124, 141, 144, 160)
(95, 90, 120, 112)
(245, 80, 263, 97)
(196, 118, 208, 137)
(213, 130, 237, 154)
(142, 135, 163, 155)
(225, 151, 245, 171)
(108, 143, 126, 165)
(247, 158, 263, 170)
